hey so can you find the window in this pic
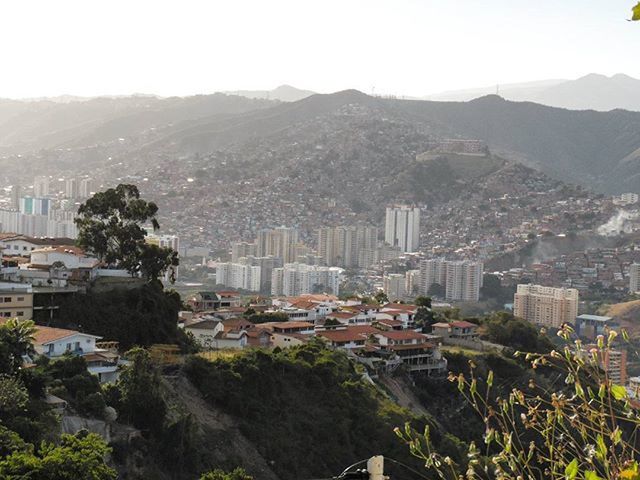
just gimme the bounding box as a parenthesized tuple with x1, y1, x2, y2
(3, 312, 11, 318)
(3, 298, 10, 303)
(12, 245, 17, 250)
(22, 246, 27, 251)
(17, 297, 24, 302)
(47, 344, 54, 354)
(65, 343, 72, 351)
(16, 311, 24, 317)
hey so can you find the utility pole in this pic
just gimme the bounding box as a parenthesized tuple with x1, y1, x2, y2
(367, 456, 387, 480)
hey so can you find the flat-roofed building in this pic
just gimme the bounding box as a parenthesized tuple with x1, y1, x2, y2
(514, 284, 579, 328)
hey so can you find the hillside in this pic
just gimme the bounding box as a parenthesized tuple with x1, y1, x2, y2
(427, 73, 640, 112)
(4, 89, 640, 196)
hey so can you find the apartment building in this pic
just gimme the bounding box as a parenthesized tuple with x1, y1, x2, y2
(231, 241, 257, 262)
(216, 263, 261, 292)
(316, 225, 378, 268)
(383, 273, 406, 301)
(0, 283, 33, 320)
(513, 284, 579, 328)
(630, 263, 640, 293)
(419, 259, 483, 301)
(271, 263, 342, 296)
(384, 205, 420, 253)
(256, 227, 299, 263)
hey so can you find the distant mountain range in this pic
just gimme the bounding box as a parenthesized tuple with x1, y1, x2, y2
(223, 85, 315, 102)
(426, 73, 640, 112)
(2, 88, 640, 194)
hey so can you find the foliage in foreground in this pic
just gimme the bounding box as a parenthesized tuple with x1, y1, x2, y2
(184, 340, 431, 479)
(397, 327, 640, 480)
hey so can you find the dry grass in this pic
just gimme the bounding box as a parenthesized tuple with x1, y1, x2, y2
(197, 350, 244, 362)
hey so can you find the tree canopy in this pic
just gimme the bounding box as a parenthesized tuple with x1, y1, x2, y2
(75, 184, 178, 282)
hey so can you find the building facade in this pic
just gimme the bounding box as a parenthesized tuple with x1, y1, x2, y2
(384, 206, 420, 253)
(513, 284, 579, 328)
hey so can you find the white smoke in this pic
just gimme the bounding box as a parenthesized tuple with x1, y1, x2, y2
(597, 209, 640, 236)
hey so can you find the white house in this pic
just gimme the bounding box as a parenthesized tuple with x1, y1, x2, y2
(184, 319, 248, 349)
(31, 324, 120, 383)
(29, 246, 99, 270)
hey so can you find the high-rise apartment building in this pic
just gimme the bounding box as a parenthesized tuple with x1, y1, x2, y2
(216, 263, 261, 292)
(256, 227, 299, 263)
(271, 263, 342, 296)
(65, 178, 78, 199)
(11, 185, 20, 210)
(384, 205, 420, 253)
(513, 284, 579, 328)
(383, 273, 406, 301)
(630, 263, 640, 293)
(316, 225, 378, 267)
(231, 242, 257, 262)
(33, 176, 50, 198)
(419, 259, 483, 301)
(79, 178, 94, 198)
(445, 261, 483, 302)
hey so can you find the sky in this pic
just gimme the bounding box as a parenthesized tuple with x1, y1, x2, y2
(0, 0, 638, 98)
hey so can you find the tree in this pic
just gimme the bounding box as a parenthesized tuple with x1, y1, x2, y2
(633, 2, 640, 20)
(0, 431, 116, 480)
(0, 319, 36, 374)
(75, 184, 179, 282)
(138, 243, 179, 283)
(118, 348, 166, 435)
(200, 468, 254, 480)
(374, 290, 389, 305)
(415, 296, 432, 308)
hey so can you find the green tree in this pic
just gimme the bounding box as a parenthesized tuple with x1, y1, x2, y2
(0, 319, 36, 374)
(415, 296, 432, 308)
(200, 468, 254, 480)
(118, 348, 166, 435)
(632, 2, 640, 20)
(374, 290, 389, 304)
(0, 431, 116, 480)
(138, 243, 179, 283)
(75, 184, 178, 282)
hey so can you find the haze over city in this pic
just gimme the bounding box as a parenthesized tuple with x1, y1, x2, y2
(1, 2, 640, 480)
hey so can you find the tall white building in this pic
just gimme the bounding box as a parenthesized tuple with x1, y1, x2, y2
(216, 263, 261, 292)
(384, 205, 420, 253)
(630, 263, 640, 293)
(271, 263, 342, 296)
(419, 259, 483, 301)
(79, 178, 94, 198)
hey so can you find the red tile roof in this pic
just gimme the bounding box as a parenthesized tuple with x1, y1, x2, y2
(376, 330, 426, 341)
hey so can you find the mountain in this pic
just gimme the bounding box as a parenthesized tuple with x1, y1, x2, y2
(224, 84, 316, 102)
(3, 89, 640, 194)
(426, 74, 640, 112)
(127, 90, 640, 193)
(0, 94, 276, 153)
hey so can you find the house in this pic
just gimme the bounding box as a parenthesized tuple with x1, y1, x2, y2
(246, 328, 272, 348)
(374, 330, 447, 374)
(377, 303, 418, 328)
(257, 321, 315, 335)
(187, 292, 221, 311)
(449, 321, 479, 340)
(0, 235, 76, 257)
(32, 324, 120, 383)
(316, 325, 379, 350)
(29, 246, 98, 270)
(184, 318, 248, 349)
(270, 331, 309, 348)
(0, 282, 33, 320)
(186, 291, 242, 312)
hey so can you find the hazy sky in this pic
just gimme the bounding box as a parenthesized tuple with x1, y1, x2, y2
(1, 0, 638, 98)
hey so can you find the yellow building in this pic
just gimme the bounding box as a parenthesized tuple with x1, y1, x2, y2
(0, 283, 33, 320)
(514, 284, 578, 328)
